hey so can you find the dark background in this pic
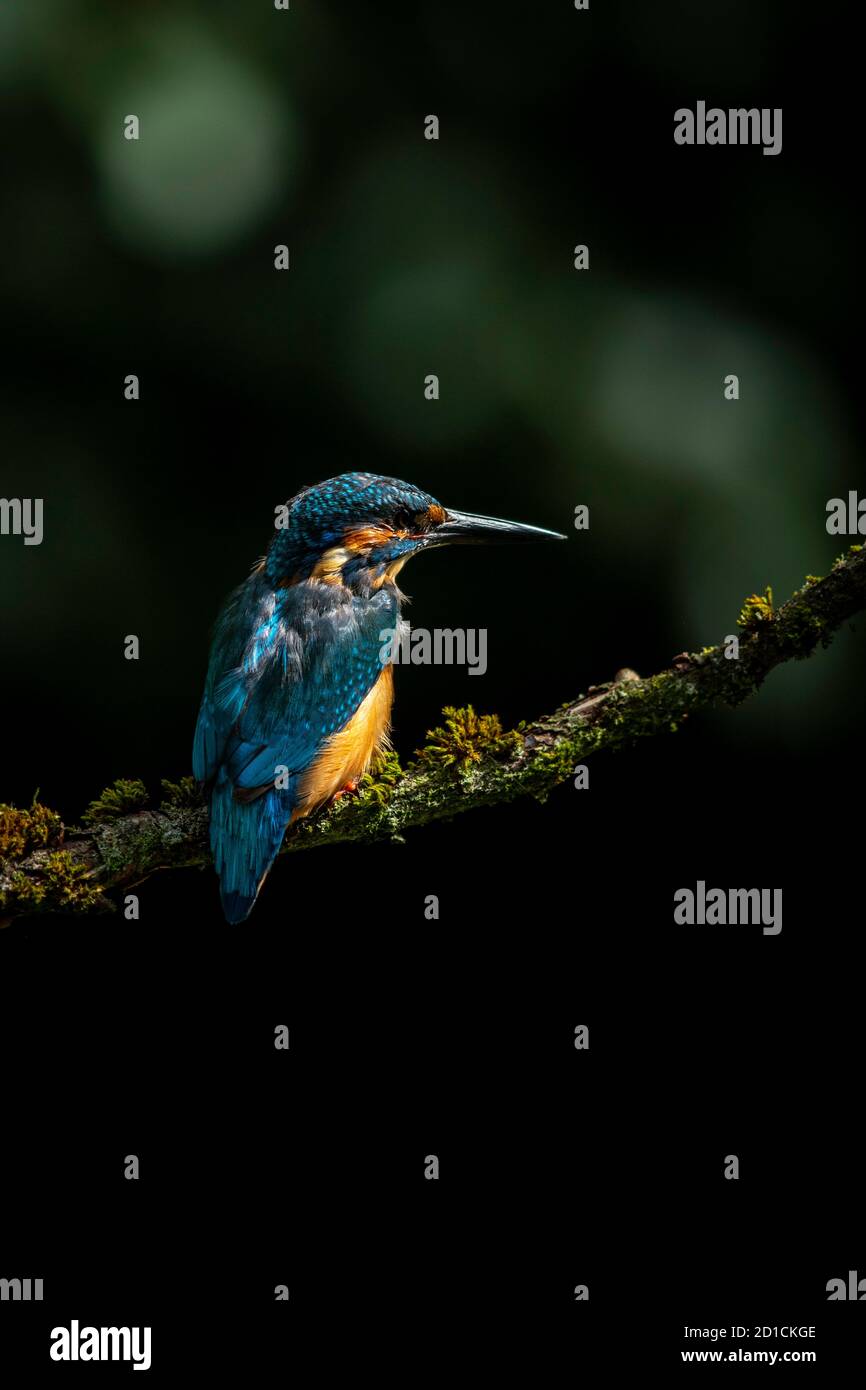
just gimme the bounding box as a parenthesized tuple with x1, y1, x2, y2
(1, 0, 863, 1375)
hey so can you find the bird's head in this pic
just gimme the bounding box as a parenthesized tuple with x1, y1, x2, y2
(265, 472, 566, 592)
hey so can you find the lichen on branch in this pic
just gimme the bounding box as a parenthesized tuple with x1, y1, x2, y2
(1, 545, 864, 924)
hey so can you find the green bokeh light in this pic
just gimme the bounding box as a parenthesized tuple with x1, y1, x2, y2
(95, 29, 295, 258)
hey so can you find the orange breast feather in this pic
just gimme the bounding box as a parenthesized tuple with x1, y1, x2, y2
(292, 665, 394, 821)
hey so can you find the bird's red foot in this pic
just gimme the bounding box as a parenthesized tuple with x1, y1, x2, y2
(332, 779, 359, 801)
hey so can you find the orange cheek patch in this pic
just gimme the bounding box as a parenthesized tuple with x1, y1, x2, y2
(344, 525, 394, 552)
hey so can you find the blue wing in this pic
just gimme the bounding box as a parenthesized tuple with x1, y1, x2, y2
(193, 574, 397, 922)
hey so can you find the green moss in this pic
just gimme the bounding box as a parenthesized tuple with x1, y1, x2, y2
(40, 851, 106, 910)
(415, 705, 521, 769)
(95, 814, 169, 880)
(832, 543, 862, 570)
(687, 645, 717, 666)
(531, 742, 581, 780)
(0, 851, 106, 915)
(0, 795, 63, 861)
(355, 750, 404, 807)
(82, 778, 149, 825)
(779, 598, 831, 655)
(738, 586, 774, 629)
(159, 775, 202, 809)
(579, 670, 708, 746)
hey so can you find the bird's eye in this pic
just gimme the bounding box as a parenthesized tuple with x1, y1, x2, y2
(392, 507, 416, 532)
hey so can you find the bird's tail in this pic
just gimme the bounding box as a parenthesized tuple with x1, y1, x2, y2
(209, 770, 296, 923)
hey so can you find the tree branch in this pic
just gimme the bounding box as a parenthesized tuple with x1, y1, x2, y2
(2, 546, 864, 923)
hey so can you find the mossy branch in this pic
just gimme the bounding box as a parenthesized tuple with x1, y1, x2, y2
(2, 546, 864, 923)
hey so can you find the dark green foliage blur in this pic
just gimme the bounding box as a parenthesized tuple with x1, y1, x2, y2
(1, 0, 861, 817)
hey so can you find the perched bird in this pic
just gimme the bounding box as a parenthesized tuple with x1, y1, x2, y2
(193, 472, 565, 922)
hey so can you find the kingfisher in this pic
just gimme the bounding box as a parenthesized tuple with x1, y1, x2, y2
(193, 472, 565, 922)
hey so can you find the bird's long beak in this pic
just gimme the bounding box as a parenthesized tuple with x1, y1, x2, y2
(427, 508, 567, 547)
